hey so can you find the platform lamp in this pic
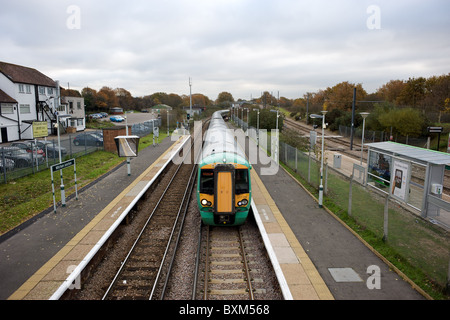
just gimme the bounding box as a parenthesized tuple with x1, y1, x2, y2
(253, 109, 260, 146)
(360, 112, 370, 165)
(310, 110, 328, 208)
(56, 113, 72, 207)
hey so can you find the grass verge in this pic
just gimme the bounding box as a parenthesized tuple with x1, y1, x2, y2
(0, 131, 168, 236)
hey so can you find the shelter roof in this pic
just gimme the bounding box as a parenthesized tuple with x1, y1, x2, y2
(366, 141, 450, 165)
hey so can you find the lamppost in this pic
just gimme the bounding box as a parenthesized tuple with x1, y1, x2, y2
(56, 113, 71, 206)
(270, 109, 280, 162)
(360, 112, 370, 165)
(310, 110, 328, 208)
(254, 109, 260, 146)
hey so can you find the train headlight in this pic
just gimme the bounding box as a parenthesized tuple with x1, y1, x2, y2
(201, 199, 212, 206)
(237, 199, 248, 206)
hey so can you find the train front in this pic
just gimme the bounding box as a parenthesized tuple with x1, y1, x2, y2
(197, 111, 252, 226)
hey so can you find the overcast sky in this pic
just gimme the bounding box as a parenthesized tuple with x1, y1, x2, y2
(1, 0, 449, 100)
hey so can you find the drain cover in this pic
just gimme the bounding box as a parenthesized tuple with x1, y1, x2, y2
(328, 268, 363, 282)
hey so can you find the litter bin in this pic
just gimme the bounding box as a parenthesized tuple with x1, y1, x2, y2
(333, 154, 342, 169)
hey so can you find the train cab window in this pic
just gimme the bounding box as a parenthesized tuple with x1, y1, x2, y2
(200, 169, 214, 194)
(235, 169, 249, 194)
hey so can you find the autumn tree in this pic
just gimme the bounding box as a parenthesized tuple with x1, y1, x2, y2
(375, 80, 405, 104)
(216, 92, 234, 105)
(81, 87, 98, 112)
(114, 88, 134, 110)
(327, 82, 367, 110)
(397, 77, 427, 109)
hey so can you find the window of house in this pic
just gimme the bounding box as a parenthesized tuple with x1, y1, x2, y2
(1, 104, 15, 114)
(77, 101, 81, 109)
(47, 87, 53, 95)
(20, 104, 31, 114)
(18, 84, 25, 93)
(26, 85, 31, 94)
(39, 86, 45, 95)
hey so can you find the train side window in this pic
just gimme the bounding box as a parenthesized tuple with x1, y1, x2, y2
(235, 169, 249, 194)
(200, 169, 214, 194)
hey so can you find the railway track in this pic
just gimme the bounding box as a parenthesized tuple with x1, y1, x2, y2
(102, 155, 196, 300)
(193, 219, 281, 300)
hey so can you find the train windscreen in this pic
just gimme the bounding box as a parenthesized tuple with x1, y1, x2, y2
(200, 169, 214, 194)
(235, 169, 249, 194)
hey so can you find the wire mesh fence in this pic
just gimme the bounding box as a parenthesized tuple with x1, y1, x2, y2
(0, 130, 103, 184)
(242, 117, 450, 295)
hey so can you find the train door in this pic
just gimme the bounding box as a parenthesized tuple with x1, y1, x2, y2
(214, 165, 235, 224)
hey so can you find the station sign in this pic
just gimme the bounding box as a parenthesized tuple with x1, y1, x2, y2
(51, 159, 75, 172)
(427, 127, 443, 133)
(32, 121, 48, 138)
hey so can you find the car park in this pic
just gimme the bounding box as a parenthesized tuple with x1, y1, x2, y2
(73, 133, 103, 146)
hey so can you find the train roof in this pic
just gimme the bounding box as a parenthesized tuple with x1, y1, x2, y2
(200, 110, 250, 168)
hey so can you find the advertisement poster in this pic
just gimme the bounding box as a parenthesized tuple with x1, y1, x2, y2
(32, 121, 48, 138)
(390, 159, 410, 202)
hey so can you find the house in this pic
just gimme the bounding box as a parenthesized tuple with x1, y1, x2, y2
(61, 96, 85, 132)
(0, 61, 85, 143)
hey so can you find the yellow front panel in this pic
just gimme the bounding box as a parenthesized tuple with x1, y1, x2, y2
(217, 172, 232, 212)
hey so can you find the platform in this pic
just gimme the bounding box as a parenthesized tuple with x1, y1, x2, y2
(250, 169, 333, 300)
(7, 135, 190, 300)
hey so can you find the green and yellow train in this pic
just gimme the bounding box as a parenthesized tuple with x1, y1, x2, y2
(197, 110, 252, 226)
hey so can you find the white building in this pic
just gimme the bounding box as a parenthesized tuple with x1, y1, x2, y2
(61, 96, 86, 132)
(0, 61, 84, 143)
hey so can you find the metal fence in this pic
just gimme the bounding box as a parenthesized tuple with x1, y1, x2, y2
(130, 118, 161, 137)
(279, 139, 450, 294)
(237, 115, 450, 295)
(0, 118, 162, 184)
(0, 130, 103, 184)
(339, 125, 429, 148)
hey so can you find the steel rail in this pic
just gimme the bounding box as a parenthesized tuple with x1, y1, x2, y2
(102, 138, 195, 300)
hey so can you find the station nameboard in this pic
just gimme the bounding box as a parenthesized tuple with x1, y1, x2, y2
(427, 126, 443, 133)
(51, 159, 75, 172)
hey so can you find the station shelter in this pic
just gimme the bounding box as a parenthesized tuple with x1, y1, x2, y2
(365, 141, 450, 224)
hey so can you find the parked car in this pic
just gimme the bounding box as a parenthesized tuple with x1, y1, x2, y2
(35, 140, 67, 158)
(1, 146, 44, 167)
(73, 133, 103, 146)
(11, 141, 46, 157)
(110, 115, 125, 122)
(99, 112, 108, 118)
(0, 157, 15, 173)
(89, 113, 102, 119)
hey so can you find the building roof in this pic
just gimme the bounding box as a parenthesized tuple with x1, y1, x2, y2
(0, 61, 56, 87)
(0, 89, 17, 103)
(366, 141, 450, 165)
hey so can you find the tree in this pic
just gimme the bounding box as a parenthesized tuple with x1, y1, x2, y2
(114, 88, 134, 110)
(378, 107, 424, 138)
(81, 87, 98, 111)
(327, 81, 367, 110)
(98, 86, 119, 110)
(397, 77, 427, 108)
(375, 80, 405, 104)
(216, 92, 234, 107)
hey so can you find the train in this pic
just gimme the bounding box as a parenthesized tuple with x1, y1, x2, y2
(197, 110, 252, 226)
